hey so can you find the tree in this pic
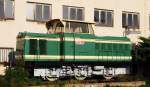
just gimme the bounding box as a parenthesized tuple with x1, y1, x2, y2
(137, 37, 150, 77)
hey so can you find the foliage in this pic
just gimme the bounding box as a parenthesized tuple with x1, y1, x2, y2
(0, 59, 43, 87)
(138, 37, 150, 61)
(26, 78, 42, 86)
(140, 80, 150, 87)
(1, 59, 28, 87)
(137, 37, 150, 78)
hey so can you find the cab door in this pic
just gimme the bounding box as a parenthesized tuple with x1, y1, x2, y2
(62, 21, 96, 62)
(68, 22, 96, 62)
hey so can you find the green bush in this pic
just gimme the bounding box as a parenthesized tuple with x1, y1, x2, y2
(26, 78, 43, 86)
(140, 80, 150, 87)
(4, 67, 28, 87)
(1, 59, 28, 87)
(0, 59, 44, 87)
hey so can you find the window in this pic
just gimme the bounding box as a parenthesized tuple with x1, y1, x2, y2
(0, 0, 14, 20)
(94, 9, 113, 27)
(65, 22, 94, 34)
(26, 2, 52, 22)
(63, 5, 84, 21)
(29, 39, 37, 55)
(39, 40, 47, 55)
(29, 39, 47, 55)
(122, 12, 139, 29)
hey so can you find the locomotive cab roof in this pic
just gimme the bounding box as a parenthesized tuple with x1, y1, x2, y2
(46, 19, 95, 34)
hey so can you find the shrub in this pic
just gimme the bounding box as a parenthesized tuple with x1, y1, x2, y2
(2, 59, 28, 87)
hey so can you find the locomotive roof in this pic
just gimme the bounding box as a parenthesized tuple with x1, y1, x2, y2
(46, 19, 95, 30)
(18, 32, 130, 42)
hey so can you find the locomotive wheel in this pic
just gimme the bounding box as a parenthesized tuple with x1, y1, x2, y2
(74, 67, 87, 80)
(45, 68, 59, 81)
(45, 75, 58, 81)
(74, 74, 87, 80)
(103, 75, 113, 80)
(103, 68, 114, 80)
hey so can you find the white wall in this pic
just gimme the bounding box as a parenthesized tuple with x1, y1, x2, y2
(0, 0, 150, 49)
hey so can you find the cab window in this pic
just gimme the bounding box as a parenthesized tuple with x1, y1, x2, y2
(54, 22, 64, 33)
(65, 22, 94, 34)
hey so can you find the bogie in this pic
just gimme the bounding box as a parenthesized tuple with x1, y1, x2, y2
(32, 64, 130, 81)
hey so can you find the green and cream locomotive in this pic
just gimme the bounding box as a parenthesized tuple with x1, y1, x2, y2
(16, 19, 132, 81)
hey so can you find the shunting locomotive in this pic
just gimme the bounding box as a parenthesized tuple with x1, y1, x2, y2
(16, 19, 132, 81)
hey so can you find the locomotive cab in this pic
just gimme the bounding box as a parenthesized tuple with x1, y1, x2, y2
(46, 19, 95, 34)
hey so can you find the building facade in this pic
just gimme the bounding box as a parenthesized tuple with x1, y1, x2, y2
(0, 0, 150, 49)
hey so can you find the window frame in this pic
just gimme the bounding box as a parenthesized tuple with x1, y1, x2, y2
(94, 8, 114, 27)
(149, 14, 150, 30)
(29, 39, 47, 55)
(65, 21, 94, 34)
(63, 5, 85, 21)
(122, 11, 140, 29)
(0, 0, 15, 20)
(26, 2, 52, 22)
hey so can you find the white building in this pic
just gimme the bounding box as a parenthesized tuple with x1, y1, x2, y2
(0, 0, 150, 49)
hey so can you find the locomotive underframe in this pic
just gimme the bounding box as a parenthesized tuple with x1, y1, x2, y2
(25, 61, 131, 81)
